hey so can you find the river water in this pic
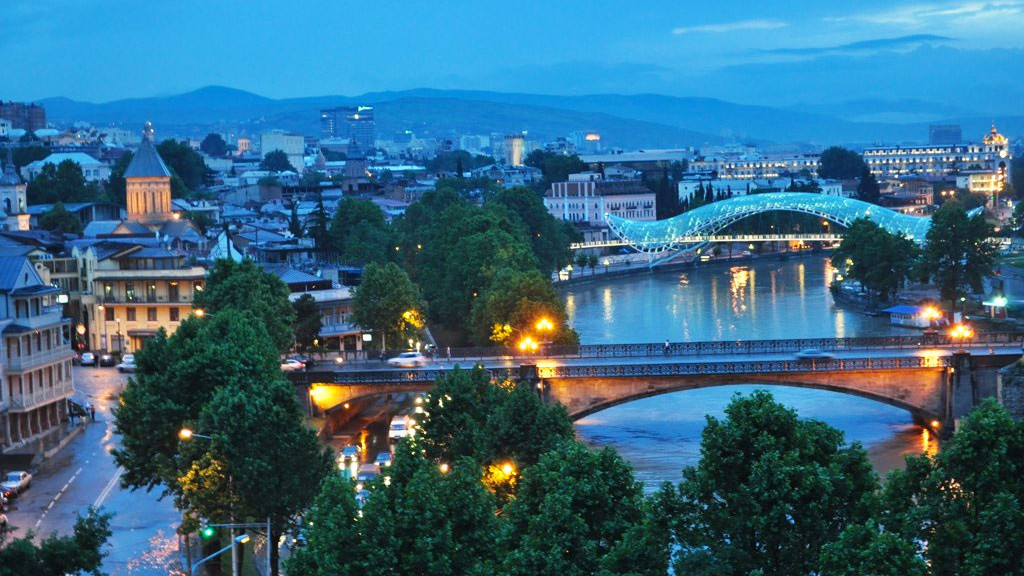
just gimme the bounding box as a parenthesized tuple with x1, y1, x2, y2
(564, 255, 939, 490)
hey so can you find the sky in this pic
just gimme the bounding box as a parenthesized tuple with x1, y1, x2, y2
(2, 0, 1022, 112)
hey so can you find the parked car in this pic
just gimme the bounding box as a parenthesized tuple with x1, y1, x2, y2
(375, 451, 393, 467)
(794, 349, 835, 361)
(280, 358, 305, 372)
(99, 353, 116, 367)
(388, 416, 410, 441)
(289, 353, 315, 365)
(356, 463, 380, 482)
(386, 352, 428, 367)
(80, 352, 96, 366)
(116, 354, 137, 373)
(1, 471, 32, 495)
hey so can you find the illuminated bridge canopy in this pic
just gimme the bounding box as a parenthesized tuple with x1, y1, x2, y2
(606, 192, 934, 254)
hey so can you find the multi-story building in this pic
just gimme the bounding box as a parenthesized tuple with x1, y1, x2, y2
(0, 101, 47, 131)
(863, 125, 1011, 179)
(320, 106, 375, 153)
(22, 152, 111, 182)
(544, 174, 656, 242)
(76, 243, 206, 353)
(260, 130, 305, 174)
(0, 255, 75, 452)
(689, 153, 821, 180)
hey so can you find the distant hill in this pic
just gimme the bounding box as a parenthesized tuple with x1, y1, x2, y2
(38, 86, 1024, 148)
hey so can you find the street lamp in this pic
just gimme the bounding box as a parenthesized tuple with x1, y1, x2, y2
(190, 534, 250, 576)
(97, 304, 107, 353)
(179, 428, 212, 441)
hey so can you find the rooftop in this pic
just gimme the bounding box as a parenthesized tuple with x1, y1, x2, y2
(124, 135, 172, 178)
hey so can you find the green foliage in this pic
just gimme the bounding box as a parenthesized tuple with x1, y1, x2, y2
(292, 293, 322, 351)
(200, 133, 228, 157)
(288, 203, 303, 238)
(469, 268, 578, 346)
(10, 145, 49, 170)
(426, 150, 495, 173)
(105, 151, 132, 206)
(819, 521, 928, 576)
(856, 167, 881, 204)
(38, 201, 83, 234)
(880, 399, 1024, 576)
(26, 159, 102, 204)
(524, 149, 588, 188)
(329, 197, 392, 264)
(183, 210, 213, 235)
(194, 259, 296, 352)
(832, 218, 918, 301)
(261, 150, 295, 172)
(352, 262, 425, 351)
(491, 187, 578, 274)
(818, 146, 867, 180)
(300, 170, 327, 186)
(0, 507, 113, 576)
(661, 390, 877, 576)
(920, 202, 997, 304)
(284, 475, 365, 576)
(156, 139, 208, 191)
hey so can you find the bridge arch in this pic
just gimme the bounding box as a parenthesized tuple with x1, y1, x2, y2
(605, 192, 933, 255)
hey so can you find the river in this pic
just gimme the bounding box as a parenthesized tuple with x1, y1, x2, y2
(564, 255, 939, 490)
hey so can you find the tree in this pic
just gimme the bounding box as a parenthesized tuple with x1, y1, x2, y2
(307, 191, 330, 250)
(831, 218, 918, 301)
(157, 139, 208, 191)
(284, 475, 365, 576)
(10, 145, 49, 170)
(818, 146, 867, 180)
(199, 133, 228, 157)
(288, 203, 303, 238)
(469, 268, 577, 346)
(293, 293, 322, 351)
(352, 262, 425, 351)
(856, 167, 881, 204)
(524, 149, 588, 187)
(0, 507, 113, 576)
(492, 187, 578, 275)
(26, 159, 99, 204)
(920, 202, 997, 308)
(261, 150, 295, 172)
(661, 390, 877, 576)
(329, 198, 392, 264)
(194, 259, 296, 352)
(38, 201, 83, 235)
(184, 210, 213, 236)
(819, 521, 928, 576)
(880, 399, 1024, 576)
(500, 441, 653, 576)
(106, 151, 133, 206)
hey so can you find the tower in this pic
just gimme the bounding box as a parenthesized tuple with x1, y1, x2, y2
(0, 147, 28, 231)
(124, 122, 174, 223)
(504, 134, 525, 166)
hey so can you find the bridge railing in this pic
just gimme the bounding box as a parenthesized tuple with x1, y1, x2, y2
(333, 332, 1023, 364)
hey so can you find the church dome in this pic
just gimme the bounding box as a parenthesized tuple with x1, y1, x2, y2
(984, 124, 1008, 145)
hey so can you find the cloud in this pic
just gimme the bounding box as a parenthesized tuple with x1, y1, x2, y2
(762, 34, 956, 55)
(672, 19, 787, 35)
(827, 1, 1023, 26)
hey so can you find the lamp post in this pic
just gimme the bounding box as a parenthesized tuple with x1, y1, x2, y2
(97, 304, 107, 353)
(115, 317, 122, 354)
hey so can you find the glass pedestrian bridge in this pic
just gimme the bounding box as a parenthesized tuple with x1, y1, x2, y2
(606, 192, 934, 254)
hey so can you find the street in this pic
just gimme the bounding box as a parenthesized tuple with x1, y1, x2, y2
(4, 366, 181, 575)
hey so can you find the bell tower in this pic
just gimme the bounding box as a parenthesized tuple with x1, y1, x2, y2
(124, 122, 173, 223)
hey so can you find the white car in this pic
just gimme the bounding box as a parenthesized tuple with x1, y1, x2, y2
(2, 471, 32, 495)
(80, 352, 96, 366)
(280, 358, 305, 372)
(386, 352, 428, 367)
(116, 354, 137, 373)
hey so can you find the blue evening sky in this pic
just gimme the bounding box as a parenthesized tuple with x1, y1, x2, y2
(2, 0, 1022, 107)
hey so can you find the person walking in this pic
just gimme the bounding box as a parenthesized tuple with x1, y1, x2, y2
(664, 339, 670, 356)
(446, 346, 451, 361)
(89, 403, 96, 422)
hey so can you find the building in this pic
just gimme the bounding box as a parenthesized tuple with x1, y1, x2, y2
(504, 134, 525, 166)
(76, 242, 206, 353)
(0, 150, 28, 230)
(0, 255, 75, 453)
(320, 106, 375, 153)
(689, 153, 820, 180)
(260, 130, 305, 174)
(22, 152, 110, 183)
(0, 119, 11, 138)
(0, 101, 47, 131)
(863, 125, 1012, 179)
(544, 175, 656, 242)
(125, 123, 174, 223)
(929, 124, 962, 145)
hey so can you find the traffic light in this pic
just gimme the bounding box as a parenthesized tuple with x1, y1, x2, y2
(199, 521, 216, 539)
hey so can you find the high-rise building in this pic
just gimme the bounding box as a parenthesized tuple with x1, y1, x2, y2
(929, 124, 962, 145)
(0, 101, 46, 131)
(320, 106, 376, 153)
(504, 134, 525, 166)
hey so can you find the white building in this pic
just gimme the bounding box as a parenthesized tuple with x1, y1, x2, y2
(22, 152, 111, 182)
(863, 125, 1011, 179)
(260, 130, 305, 174)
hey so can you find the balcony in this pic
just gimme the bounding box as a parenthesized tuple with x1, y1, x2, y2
(100, 295, 194, 305)
(8, 380, 75, 412)
(5, 346, 74, 372)
(9, 311, 67, 331)
(92, 267, 206, 282)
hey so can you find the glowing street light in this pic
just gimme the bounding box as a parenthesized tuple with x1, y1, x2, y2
(535, 318, 554, 332)
(517, 337, 539, 353)
(179, 428, 212, 441)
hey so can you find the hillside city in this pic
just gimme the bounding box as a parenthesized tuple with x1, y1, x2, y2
(1, 6, 1024, 575)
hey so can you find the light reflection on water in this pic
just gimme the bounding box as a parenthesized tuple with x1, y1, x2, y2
(564, 255, 935, 490)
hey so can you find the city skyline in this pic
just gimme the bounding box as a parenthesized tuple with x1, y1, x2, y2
(2, 0, 1022, 114)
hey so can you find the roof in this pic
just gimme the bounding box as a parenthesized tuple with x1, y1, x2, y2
(122, 247, 180, 259)
(82, 220, 123, 237)
(124, 137, 172, 178)
(262, 265, 323, 285)
(28, 152, 104, 168)
(0, 256, 29, 291)
(882, 305, 926, 315)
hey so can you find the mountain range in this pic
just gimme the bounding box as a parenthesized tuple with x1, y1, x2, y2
(40, 86, 1023, 150)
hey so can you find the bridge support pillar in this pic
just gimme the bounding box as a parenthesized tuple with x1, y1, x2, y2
(518, 364, 548, 401)
(944, 351, 978, 437)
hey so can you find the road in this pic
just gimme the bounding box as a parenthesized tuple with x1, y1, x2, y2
(4, 366, 181, 575)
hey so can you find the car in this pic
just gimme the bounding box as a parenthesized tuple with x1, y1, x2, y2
(80, 352, 96, 366)
(340, 445, 359, 464)
(356, 463, 380, 482)
(375, 451, 393, 467)
(1, 471, 32, 495)
(386, 352, 428, 367)
(794, 349, 835, 361)
(99, 353, 116, 367)
(116, 354, 137, 373)
(388, 416, 409, 440)
(355, 489, 371, 508)
(289, 353, 315, 365)
(280, 358, 305, 372)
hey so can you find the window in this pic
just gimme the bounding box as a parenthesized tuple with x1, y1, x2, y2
(125, 282, 136, 302)
(147, 308, 157, 322)
(104, 283, 113, 301)
(126, 308, 136, 322)
(105, 307, 115, 321)
(169, 282, 179, 302)
(170, 307, 179, 322)
(147, 283, 157, 302)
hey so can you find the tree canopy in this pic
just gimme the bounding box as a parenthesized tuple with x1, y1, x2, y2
(818, 146, 867, 180)
(261, 150, 295, 172)
(920, 202, 997, 305)
(352, 262, 425, 351)
(194, 258, 296, 352)
(856, 167, 881, 204)
(832, 218, 918, 301)
(38, 201, 83, 235)
(199, 133, 228, 157)
(292, 293, 322, 351)
(0, 508, 113, 576)
(329, 198, 392, 265)
(26, 159, 102, 204)
(156, 139, 208, 191)
(524, 149, 588, 187)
